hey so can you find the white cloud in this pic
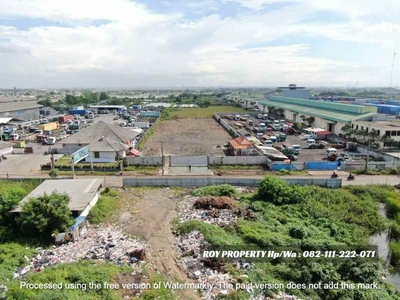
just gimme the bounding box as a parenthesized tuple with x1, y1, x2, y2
(0, 0, 399, 87)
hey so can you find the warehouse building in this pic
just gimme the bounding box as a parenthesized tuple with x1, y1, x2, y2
(0, 102, 43, 121)
(11, 179, 104, 217)
(259, 96, 377, 135)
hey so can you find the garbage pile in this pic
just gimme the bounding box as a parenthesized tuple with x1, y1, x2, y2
(178, 195, 239, 226)
(14, 224, 146, 279)
(193, 196, 238, 210)
(176, 230, 236, 299)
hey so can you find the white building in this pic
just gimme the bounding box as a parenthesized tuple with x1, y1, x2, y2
(58, 121, 140, 163)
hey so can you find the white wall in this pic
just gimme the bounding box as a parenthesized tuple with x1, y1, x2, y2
(86, 151, 117, 163)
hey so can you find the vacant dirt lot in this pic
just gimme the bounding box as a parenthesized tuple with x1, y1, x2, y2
(143, 119, 231, 156)
(116, 188, 200, 300)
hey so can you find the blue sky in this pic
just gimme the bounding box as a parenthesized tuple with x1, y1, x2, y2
(0, 0, 399, 88)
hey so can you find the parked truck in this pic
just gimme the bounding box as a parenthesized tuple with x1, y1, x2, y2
(59, 115, 74, 123)
(68, 109, 88, 116)
(39, 122, 59, 131)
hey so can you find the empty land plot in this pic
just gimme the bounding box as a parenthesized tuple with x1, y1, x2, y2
(143, 118, 231, 156)
(171, 106, 247, 118)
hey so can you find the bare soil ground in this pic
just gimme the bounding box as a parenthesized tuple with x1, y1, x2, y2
(115, 188, 200, 300)
(143, 119, 231, 156)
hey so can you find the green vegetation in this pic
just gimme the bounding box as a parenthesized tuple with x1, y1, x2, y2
(88, 188, 119, 224)
(352, 167, 400, 175)
(6, 261, 131, 300)
(0, 243, 37, 283)
(178, 178, 399, 299)
(48, 168, 60, 179)
(193, 184, 238, 197)
(19, 192, 74, 237)
(171, 105, 246, 119)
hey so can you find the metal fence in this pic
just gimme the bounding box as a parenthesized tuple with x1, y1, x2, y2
(170, 155, 208, 167)
(305, 161, 339, 171)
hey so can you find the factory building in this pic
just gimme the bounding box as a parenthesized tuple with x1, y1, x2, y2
(259, 96, 377, 135)
(0, 102, 43, 121)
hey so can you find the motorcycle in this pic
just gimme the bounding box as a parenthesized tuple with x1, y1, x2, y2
(1, 155, 7, 160)
(347, 175, 355, 181)
(331, 173, 338, 179)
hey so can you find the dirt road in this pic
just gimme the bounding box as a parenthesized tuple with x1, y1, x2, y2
(118, 188, 200, 300)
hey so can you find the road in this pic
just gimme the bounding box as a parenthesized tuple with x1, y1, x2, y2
(1, 170, 399, 187)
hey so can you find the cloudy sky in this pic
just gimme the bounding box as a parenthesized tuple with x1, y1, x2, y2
(0, 0, 399, 88)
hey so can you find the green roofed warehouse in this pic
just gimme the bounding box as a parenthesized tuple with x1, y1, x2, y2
(259, 96, 378, 135)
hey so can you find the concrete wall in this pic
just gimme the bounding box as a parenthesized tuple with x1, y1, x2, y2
(209, 155, 270, 165)
(123, 177, 342, 188)
(125, 156, 163, 166)
(0, 108, 40, 121)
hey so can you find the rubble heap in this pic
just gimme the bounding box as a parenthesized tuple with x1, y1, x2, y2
(14, 224, 146, 279)
(178, 195, 239, 226)
(193, 196, 238, 210)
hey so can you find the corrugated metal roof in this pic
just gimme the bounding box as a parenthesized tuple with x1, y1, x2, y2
(260, 100, 377, 123)
(61, 121, 139, 145)
(0, 102, 42, 113)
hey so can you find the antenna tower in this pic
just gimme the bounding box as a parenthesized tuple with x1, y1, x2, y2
(390, 50, 397, 88)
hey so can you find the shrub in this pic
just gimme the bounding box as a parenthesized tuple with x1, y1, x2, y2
(48, 168, 59, 179)
(18, 192, 74, 236)
(391, 241, 400, 268)
(257, 176, 310, 205)
(193, 184, 237, 197)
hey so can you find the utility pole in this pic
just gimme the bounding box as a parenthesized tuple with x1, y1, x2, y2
(160, 141, 164, 176)
(365, 139, 370, 172)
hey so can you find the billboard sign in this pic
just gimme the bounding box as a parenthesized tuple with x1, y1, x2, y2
(71, 147, 89, 164)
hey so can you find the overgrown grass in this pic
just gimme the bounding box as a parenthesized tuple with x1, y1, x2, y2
(176, 220, 244, 246)
(123, 166, 159, 175)
(0, 243, 37, 283)
(178, 179, 399, 299)
(88, 188, 119, 224)
(171, 106, 247, 119)
(6, 261, 131, 300)
(192, 184, 238, 197)
(351, 167, 400, 175)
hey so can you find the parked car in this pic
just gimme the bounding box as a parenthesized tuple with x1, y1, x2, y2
(307, 139, 317, 148)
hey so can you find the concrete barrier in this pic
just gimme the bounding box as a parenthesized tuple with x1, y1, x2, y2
(123, 177, 342, 188)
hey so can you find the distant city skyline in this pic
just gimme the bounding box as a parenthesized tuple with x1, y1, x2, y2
(0, 0, 399, 88)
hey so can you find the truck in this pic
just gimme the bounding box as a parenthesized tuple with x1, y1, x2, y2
(39, 122, 59, 131)
(59, 115, 74, 123)
(68, 109, 88, 116)
(131, 122, 150, 128)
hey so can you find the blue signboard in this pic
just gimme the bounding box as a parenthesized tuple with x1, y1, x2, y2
(71, 147, 89, 164)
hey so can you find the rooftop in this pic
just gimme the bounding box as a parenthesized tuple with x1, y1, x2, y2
(229, 136, 253, 150)
(0, 102, 43, 113)
(11, 179, 103, 213)
(260, 96, 377, 123)
(0, 96, 38, 103)
(89, 138, 129, 152)
(353, 120, 400, 128)
(60, 121, 140, 145)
